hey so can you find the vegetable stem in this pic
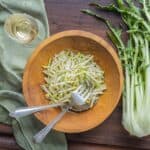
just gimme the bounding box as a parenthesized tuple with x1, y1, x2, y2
(82, 0, 150, 137)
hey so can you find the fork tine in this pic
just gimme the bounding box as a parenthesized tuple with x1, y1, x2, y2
(84, 92, 91, 100)
(78, 85, 86, 94)
(74, 85, 82, 93)
(81, 88, 89, 98)
(81, 87, 87, 96)
(83, 85, 93, 100)
(72, 84, 92, 106)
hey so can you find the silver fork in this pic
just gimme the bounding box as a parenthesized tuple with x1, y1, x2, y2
(33, 84, 91, 143)
(71, 85, 91, 105)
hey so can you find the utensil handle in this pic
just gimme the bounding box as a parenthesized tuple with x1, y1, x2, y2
(33, 109, 67, 143)
(9, 103, 63, 118)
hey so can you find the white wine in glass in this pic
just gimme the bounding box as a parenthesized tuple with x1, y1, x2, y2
(4, 13, 38, 44)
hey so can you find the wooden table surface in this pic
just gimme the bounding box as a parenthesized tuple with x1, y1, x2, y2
(0, 0, 150, 150)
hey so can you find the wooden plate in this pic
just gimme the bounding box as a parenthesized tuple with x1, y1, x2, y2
(23, 30, 123, 133)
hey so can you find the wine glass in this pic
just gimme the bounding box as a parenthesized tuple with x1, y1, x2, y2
(4, 13, 38, 44)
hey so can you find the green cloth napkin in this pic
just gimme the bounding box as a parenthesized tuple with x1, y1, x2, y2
(0, 0, 67, 150)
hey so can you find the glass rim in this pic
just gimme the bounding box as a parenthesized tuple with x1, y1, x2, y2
(4, 13, 38, 44)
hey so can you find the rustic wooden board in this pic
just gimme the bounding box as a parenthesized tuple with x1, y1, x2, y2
(0, 136, 19, 150)
(0, 0, 150, 150)
(45, 0, 150, 149)
(68, 142, 140, 150)
(0, 124, 13, 134)
(67, 104, 150, 150)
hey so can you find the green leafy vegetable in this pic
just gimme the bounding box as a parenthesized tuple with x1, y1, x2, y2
(42, 50, 106, 108)
(82, 0, 150, 137)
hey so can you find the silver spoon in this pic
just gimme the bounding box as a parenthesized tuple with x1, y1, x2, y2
(9, 103, 63, 119)
(33, 85, 91, 143)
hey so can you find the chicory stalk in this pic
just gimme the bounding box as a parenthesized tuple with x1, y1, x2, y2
(82, 0, 150, 137)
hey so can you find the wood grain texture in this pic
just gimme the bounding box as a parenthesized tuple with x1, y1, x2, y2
(0, 136, 19, 150)
(44, 0, 150, 149)
(23, 30, 123, 133)
(0, 0, 150, 150)
(0, 124, 12, 135)
(68, 142, 143, 150)
(67, 104, 150, 149)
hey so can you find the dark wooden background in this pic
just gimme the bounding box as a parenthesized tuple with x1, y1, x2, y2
(0, 0, 150, 150)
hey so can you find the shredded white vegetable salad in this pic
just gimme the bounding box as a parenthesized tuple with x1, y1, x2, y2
(41, 50, 106, 108)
